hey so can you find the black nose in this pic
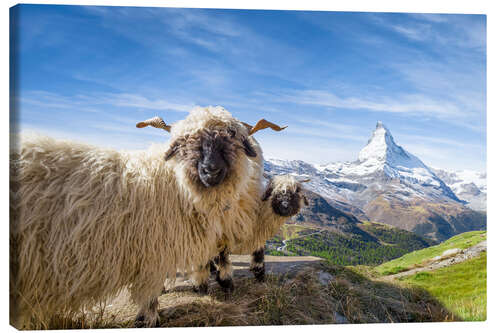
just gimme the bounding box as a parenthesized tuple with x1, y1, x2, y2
(201, 164, 221, 176)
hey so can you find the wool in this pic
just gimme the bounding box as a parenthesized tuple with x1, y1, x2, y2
(9, 106, 261, 329)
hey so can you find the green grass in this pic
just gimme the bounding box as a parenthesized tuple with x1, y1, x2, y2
(281, 224, 317, 240)
(284, 222, 436, 266)
(398, 252, 487, 321)
(376, 230, 486, 275)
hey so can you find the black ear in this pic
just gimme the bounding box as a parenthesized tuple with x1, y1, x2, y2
(242, 138, 257, 157)
(303, 195, 309, 206)
(262, 182, 273, 201)
(164, 141, 180, 161)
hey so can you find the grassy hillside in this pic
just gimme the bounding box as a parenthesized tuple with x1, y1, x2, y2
(376, 230, 486, 275)
(398, 252, 486, 321)
(267, 222, 435, 266)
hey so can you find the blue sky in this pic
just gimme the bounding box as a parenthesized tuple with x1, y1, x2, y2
(10, 4, 486, 171)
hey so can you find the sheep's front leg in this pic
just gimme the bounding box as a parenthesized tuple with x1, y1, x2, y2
(134, 296, 160, 328)
(213, 247, 234, 293)
(130, 280, 163, 328)
(192, 262, 211, 294)
(250, 247, 266, 282)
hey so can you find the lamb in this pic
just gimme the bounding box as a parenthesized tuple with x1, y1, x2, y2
(9, 106, 285, 329)
(194, 174, 310, 292)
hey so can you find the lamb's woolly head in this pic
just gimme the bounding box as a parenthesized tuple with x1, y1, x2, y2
(137, 106, 285, 192)
(262, 175, 310, 217)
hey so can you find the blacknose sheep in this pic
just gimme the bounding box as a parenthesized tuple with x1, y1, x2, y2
(9, 106, 285, 329)
(195, 175, 310, 292)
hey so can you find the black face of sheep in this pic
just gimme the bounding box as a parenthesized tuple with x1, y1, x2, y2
(262, 181, 309, 217)
(164, 128, 258, 189)
(197, 134, 230, 187)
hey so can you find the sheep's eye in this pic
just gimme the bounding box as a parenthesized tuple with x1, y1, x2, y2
(228, 129, 236, 138)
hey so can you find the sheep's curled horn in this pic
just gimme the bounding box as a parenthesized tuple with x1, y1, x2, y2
(136, 116, 171, 132)
(241, 119, 287, 135)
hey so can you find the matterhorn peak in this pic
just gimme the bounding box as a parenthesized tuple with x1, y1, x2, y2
(358, 121, 401, 163)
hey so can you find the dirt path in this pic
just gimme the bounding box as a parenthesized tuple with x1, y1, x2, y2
(277, 230, 325, 252)
(379, 240, 487, 281)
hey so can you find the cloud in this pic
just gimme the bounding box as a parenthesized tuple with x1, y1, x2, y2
(287, 117, 367, 142)
(282, 89, 464, 118)
(372, 13, 486, 52)
(403, 142, 485, 172)
(19, 90, 195, 113)
(408, 13, 449, 23)
(397, 133, 484, 151)
(390, 24, 429, 41)
(91, 93, 194, 112)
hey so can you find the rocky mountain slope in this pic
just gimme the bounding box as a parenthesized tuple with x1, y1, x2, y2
(265, 122, 486, 241)
(431, 168, 486, 211)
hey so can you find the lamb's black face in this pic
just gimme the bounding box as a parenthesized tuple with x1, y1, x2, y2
(198, 134, 229, 188)
(271, 189, 302, 217)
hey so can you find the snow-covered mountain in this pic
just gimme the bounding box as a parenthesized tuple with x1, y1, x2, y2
(264, 121, 486, 241)
(431, 168, 487, 211)
(267, 121, 460, 206)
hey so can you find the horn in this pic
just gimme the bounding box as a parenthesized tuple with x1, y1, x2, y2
(247, 119, 287, 135)
(300, 179, 311, 183)
(136, 116, 171, 132)
(240, 121, 253, 132)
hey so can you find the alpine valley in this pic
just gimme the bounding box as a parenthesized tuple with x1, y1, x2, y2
(264, 121, 486, 242)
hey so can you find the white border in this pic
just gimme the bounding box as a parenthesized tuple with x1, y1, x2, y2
(2, 1, 498, 333)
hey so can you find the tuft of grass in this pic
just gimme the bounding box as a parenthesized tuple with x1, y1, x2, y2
(377, 230, 486, 275)
(320, 262, 455, 323)
(398, 252, 486, 321)
(383, 266, 410, 275)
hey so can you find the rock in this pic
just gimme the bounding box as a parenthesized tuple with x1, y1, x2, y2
(441, 248, 462, 257)
(318, 271, 333, 286)
(333, 311, 349, 324)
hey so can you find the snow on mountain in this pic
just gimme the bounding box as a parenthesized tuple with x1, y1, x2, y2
(323, 121, 440, 186)
(266, 121, 462, 206)
(264, 121, 486, 240)
(431, 168, 487, 211)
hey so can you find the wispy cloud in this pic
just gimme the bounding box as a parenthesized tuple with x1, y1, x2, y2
(370, 12, 486, 52)
(18, 91, 100, 113)
(90, 93, 194, 112)
(397, 133, 484, 151)
(404, 142, 485, 172)
(408, 13, 449, 23)
(281, 89, 464, 118)
(390, 24, 429, 41)
(19, 91, 194, 113)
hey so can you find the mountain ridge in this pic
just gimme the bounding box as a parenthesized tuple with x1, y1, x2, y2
(264, 121, 486, 241)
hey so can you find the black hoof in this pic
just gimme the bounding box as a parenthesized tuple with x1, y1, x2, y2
(216, 275, 234, 294)
(134, 315, 145, 328)
(134, 315, 160, 328)
(251, 265, 266, 283)
(255, 273, 266, 283)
